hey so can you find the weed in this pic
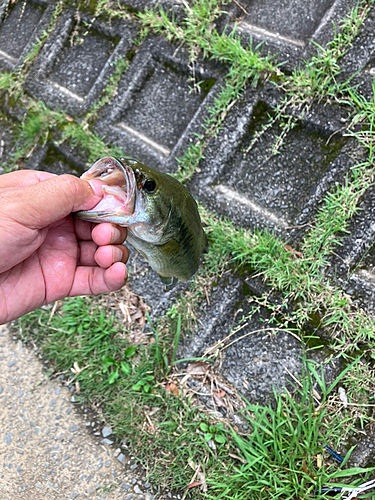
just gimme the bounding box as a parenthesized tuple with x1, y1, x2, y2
(16, 301, 375, 496)
(83, 56, 129, 126)
(209, 382, 371, 500)
(102, 345, 137, 384)
(140, 0, 278, 182)
(16, 0, 65, 81)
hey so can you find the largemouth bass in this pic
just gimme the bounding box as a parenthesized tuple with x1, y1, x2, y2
(76, 156, 207, 290)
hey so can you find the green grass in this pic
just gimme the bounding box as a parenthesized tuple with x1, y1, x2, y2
(15, 297, 374, 497)
(83, 56, 130, 126)
(209, 386, 368, 500)
(139, 0, 278, 182)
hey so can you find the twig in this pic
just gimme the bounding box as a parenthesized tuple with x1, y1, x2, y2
(47, 301, 59, 325)
(181, 462, 200, 500)
(203, 322, 250, 357)
(215, 380, 235, 396)
(333, 401, 375, 407)
(231, 0, 249, 15)
(145, 413, 155, 432)
(204, 287, 210, 306)
(172, 39, 185, 58)
(220, 327, 301, 352)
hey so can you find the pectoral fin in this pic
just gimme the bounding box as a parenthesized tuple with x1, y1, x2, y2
(159, 274, 179, 291)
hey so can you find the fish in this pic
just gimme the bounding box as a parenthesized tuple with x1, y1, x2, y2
(76, 156, 208, 290)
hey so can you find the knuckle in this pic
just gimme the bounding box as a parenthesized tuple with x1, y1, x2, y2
(60, 173, 79, 189)
(59, 175, 85, 202)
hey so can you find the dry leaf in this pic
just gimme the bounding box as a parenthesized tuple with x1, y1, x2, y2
(338, 386, 348, 408)
(65, 115, 74, 122)
(186, 361, 210, 376)
(213, 393, 226, 408)
(207, 439, 216, 450)
(186, 482, 202, 490)
(165, 382, 179, 397)
(284, 244, 302, 259)
(131, 310, 143, 322)
(188, 459, 195, 470)
(317, 454, 322, 468)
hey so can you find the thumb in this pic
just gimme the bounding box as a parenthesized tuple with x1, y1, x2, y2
(5, 174, 105, 229)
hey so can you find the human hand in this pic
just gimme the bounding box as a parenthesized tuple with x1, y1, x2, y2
(0, 170, 129, 323)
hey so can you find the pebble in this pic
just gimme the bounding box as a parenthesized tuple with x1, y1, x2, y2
(102, 426, 112, 438)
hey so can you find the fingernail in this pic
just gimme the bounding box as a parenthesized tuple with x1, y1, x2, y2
(111, 226, 122, 243)
(113, 247, 124, 262)
(87, 179, 104, 197)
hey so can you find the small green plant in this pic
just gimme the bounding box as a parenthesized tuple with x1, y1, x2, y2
(101, 345, 137, 384)
(199, 421, 227, 445)
(19, 298, 374, 497)
(131, 373, 155, 393)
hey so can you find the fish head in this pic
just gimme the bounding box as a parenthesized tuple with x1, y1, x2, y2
(76, 156, 176, 242)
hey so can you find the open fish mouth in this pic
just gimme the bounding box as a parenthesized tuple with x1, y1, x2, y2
(77, 157, 136, 219)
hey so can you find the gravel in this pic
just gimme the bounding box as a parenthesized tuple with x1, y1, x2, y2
(0, 325, 160, 499)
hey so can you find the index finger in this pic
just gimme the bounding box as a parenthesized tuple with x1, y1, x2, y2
(0, 170, 56, 188)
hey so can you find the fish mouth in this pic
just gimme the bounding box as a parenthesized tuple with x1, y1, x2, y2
(77, 157, 136, 220)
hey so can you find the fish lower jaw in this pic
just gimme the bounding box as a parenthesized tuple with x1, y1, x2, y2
(75, 210, 130, 226)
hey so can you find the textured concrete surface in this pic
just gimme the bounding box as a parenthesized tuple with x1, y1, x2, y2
(222, 0, 358, 67)
(0, 326, 157, 499)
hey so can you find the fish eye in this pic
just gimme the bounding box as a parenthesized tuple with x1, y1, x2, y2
(142, 178, 156, 194)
